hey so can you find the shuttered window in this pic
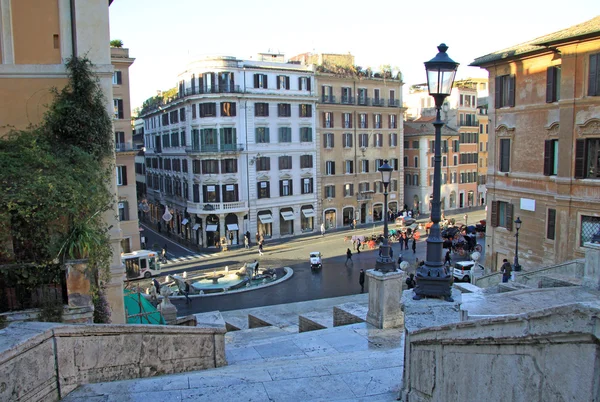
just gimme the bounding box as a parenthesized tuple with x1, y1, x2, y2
(588, 53, 600, 96)
(543, 139, 558, 176)
(546, 66, 561, 103)
(491, 201, 513, 230)
(495, 75, 515, 108)
(547, 209, 556, 240)
(499, 138, 511, 172)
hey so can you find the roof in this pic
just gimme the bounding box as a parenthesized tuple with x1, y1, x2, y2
(471, 16, 600, 66)
(404, 120, 457, 137)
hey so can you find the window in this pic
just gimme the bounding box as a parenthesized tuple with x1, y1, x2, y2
(201, 159, 219, 174)
(391, 158, 399, 171)
(255, 103, 269, 117)
(222, 184, 239, 202)
(581, 215, 600, 246)
(221, 159, 237, 173)
(326, 161, 336, 175)
(344, 160, 354, 174)
(343, 133, 353, 148)
(254, 73, 268, 89)
(118, 201, 129, 221)
(360, 159, 369, 173)
(358, 88, 367, 105)
(322, 85, 334, 102)
(277, 75, 290, 90)
(199, 103, 217, 117)
(302, 178, 314, 194)
(324, 133, 334, 148)
(491, 201, 513, 230)
(413, 140, 419, 149)
(359, 182, 370, 192)
(403, 156, 408, 167)
(256, 156, 270, 171)
(499, 138, 511, 173)
(299, 76, 311, 91)
(279, 156, 292, 170)
(192, 160, 201, 174)
(342, 113, 352, 128)
(324, 185, 336, 198)
(116, 166, 127, 186)
(278, 127, 292, 143)
(543, 139, 559, 176)
(359, 113, 368, 128)
(203, 185, 220, 202)
(588, 53, 600, 96)
(374, 133, 383, 147)
(300, 127, 312, 142)
(170, 131, 179, 147)
(414, 156, 418, 167)
(113, 99, 124, 119)
(257, 181, 270, 199)
(375, 158, 383, 171)
(221, 102, 236, 117)
(546, 66, 561, 103)
(112, 70, 122, 85)
(299, 104, 312, 117)
(389, 133, 397, 147)
(443, 156, 447, 167)
(180, 107, 186, 122)
(323, 112, 334, 128)
(374, 114, 382, 128)
(278, 103, 291, 117)
(182, 160, 188, 173)
(359, 133, 368, 148)
(575, 138, 600, 179)
(495, 74, 516, 108)
(341, 87, 353, 104)
(389, 114, 397, 129)
(453, 155, 458, 166)
(280, 179, 293, 196)
(161, 114, 169, 126)
(162, 133, 170, 148)
(547, 208, 556, 240)
(300, 154, 313, 168)
(181, 130, 186, 146)
(256, 127, 270, 143)
(114, 131, 125, 150)
(413, 175, 419, 186)
(344, 183, 354, 197)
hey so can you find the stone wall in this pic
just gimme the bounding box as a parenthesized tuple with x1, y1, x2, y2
(0, 321, 226, 401)
(401, 302, 600, 402)
(474, 259, 583, 289)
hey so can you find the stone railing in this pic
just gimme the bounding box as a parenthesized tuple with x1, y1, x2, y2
(0, 322, 226, 401)
(474, 259, 584, 289)
(401, 302, 600, 402)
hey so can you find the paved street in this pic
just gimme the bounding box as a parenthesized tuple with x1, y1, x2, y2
(140, 208, 486, 315)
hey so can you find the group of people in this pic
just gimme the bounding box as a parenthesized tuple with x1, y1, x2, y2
(398, 231, 419, 254)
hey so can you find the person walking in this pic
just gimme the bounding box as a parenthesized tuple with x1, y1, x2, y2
(444, 250, 452, 266)
(320, 223, 326, 236)
(346, 248, 353, 263)
(183, 281, 191, 304)
(254, 260, 260, 276)
(403, 233, 409, 250)
(359, 269, 365, 293)
(245, 231, 251, 247)
(356, 241, 361, 254)
(397, 254, 403, 270)
(501, 259, 512, 283)
(412, 237, 417, 254)
(244, 236, 249, 249)
(405, 273, 416, 289)
(258, 240, 264, 256)
(153, 278, 161, 294)
(161, 247, 167, 263)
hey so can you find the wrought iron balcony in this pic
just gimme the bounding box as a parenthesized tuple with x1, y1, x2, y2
(321, 95, 337, 104)
(115, 142, 136, 152)
(357, 97, 370, 106)
(341, 96, 355, 104)
(185, 143, 245, 154)
(388, 99, 401, 107)
(372, 98, 386, 107)
(184, 85, 242, 96)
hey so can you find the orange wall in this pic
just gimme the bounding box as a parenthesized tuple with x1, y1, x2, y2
(12, 0, 61, 64)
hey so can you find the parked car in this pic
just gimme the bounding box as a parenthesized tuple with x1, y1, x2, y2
(310, 252, 322, 270)
(395, 216, 416, 227)
(453, 261, 485, 283)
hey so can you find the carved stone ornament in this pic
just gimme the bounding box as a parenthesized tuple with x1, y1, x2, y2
(577, 119, 600, 137)
(546, 122, 559, 136)
(495, 124, 515, 137)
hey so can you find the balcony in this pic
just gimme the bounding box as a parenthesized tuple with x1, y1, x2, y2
(459, 121, 479, 127)
(372, 98, 386, 107)
(321, 95, 337, 104)
(187, 200, 248, 215)
(115, 142, 136, 152)
(357, 97, 370, 106)
(185, 143, 245, 154)
(184, 85, 242, 96)
(388, 99, 401, 107)
(341, 96, 355, 105)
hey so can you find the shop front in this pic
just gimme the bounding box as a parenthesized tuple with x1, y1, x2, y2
(257, 210, 273, 238)
(280, 207, 294, 236)
(301, 205, 315, 232)
(373, 203, 383, 222)
(342, 207, 354, 226)
(324, 209, 336, 230)
(225, 213, 239, 245)
(205, 214, 220, 248)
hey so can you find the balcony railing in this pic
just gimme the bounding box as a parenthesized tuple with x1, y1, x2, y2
(321, 95, 337, 104)
(115, 142, 136, 152)
(184, 85, 242, 96)
(388, 99, 401, 107)
(459, 121, 479, 127)
(372, 98, 386, 107)
(187, 200, 248, 214)
(357, 97, 370, 106)
(185, 143, 245, 153)
(341, 96, 355, 104)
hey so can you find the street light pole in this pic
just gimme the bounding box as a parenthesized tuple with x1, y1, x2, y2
(413, 44, 459, 302)
(514, 217, 522, 272)
(375, 160, 395, 273)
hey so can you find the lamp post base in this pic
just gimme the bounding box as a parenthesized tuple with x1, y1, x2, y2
(413, 265, 454, 302)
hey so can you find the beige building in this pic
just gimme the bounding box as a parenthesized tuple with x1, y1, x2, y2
(471, 16, 600, 270)
(0, 0, 126, 323)
(309, 56, 404, 227)
(112, 46, 140, 253)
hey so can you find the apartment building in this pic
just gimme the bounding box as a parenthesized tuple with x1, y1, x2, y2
(301, 54, 404, 228)
(140, 54, 318, 246)
(471, 16, 600, 270)
(0, 0, 126, 323)
(111, 47, 140, 253)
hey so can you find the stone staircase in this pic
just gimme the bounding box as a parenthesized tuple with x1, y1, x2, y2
(63, 294, 404, 401)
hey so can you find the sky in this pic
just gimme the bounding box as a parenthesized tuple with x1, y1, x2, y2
(109, 0, 600, 112)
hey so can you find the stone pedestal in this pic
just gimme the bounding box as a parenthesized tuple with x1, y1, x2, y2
(366, 269, 404, 329)
(582, 242, 600, 290)
(157, 289, 177, 325)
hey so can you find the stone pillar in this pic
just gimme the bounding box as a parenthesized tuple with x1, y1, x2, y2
(366, 269, 404, 329)
(157, 287, 177, 325)
(582, 242, 600, 290)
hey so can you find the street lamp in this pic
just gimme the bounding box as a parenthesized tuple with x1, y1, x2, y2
(375, 160, 395, 273)
(514, 217, 522, 272)
(413, 44, 459, 302)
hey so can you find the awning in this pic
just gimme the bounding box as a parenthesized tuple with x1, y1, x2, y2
(258, 214, 273, 224)
(192, 223, 201, 230)
(226, 223, 239, 231)
(302, 208, 315, 218)
(280, 211, 295, 221)
(181, 218, 189, 225)
(206, 225, 218, 232)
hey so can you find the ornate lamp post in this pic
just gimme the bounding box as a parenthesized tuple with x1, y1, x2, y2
(413, 44, 459, 302)
(375, 160, 395, 273)
(514, 217, 522, 272)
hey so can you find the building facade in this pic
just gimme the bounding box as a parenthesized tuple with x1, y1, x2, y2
(471, 16, 600, 270)
(310, 59, 404, 228)
(141, 55, 318, 246)
(0, 0, 126, 323)
(111, 47, 140, 253)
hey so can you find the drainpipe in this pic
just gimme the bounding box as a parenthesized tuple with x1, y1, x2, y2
(70, 0, 77, 57)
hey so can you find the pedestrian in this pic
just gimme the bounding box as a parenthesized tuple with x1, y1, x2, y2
(183, 281, 191, 304)
(405, 273, 416, 289)
(228, 231, 234, 245)
(415, 258, 419, 267)
(258, 241, 264, 256)
(161, 247, 167, 263)
(353, 219, 357, 230)
(244, 236, 249, 249)
(357, 241, 361, 254)
(256, 232, 260, 244)
(245, 231, 251, 247)
(501, 259, 512, 283)
(157, 221, 162, 233)
(153, 278, 161, 294)
(321, 223, 326, 236)
(412, 237, 417, 254)
(445, 250, 452, 266)
(397, 254, 403, 270)
(359, 269, 365, 293)
(346, 248, 353, 262)
(141, 236, 146, 249)
(163, 243, 168, 254)
(254, 260, 260, 276)
(403, 233, 409, 250)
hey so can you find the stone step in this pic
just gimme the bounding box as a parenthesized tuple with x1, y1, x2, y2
(298, 310, 333, 332)
(225, 325, 296, 348)
(497, 281, 533, 292)
(538, 274, 582, 288)
(334, 302, 368, 326)
(193, 310, 226, 330)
